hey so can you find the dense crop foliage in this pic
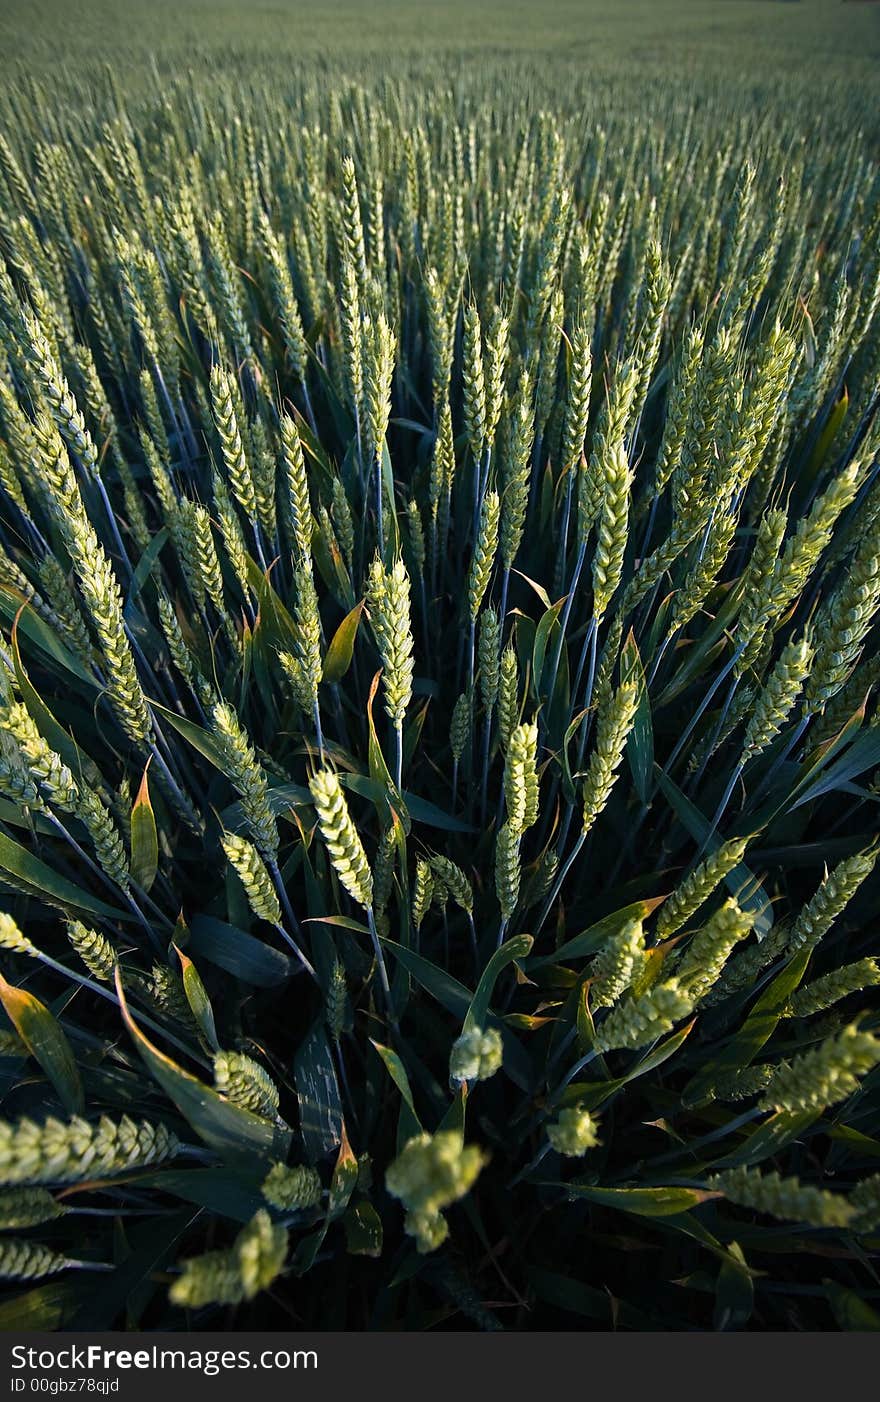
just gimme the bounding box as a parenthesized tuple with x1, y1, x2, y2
(0, 0, 879, 1331)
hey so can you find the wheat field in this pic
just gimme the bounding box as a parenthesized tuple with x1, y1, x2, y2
(0, 0, 878, 1331)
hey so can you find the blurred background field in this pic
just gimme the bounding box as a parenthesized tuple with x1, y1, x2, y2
(2, 0, 879, 93)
